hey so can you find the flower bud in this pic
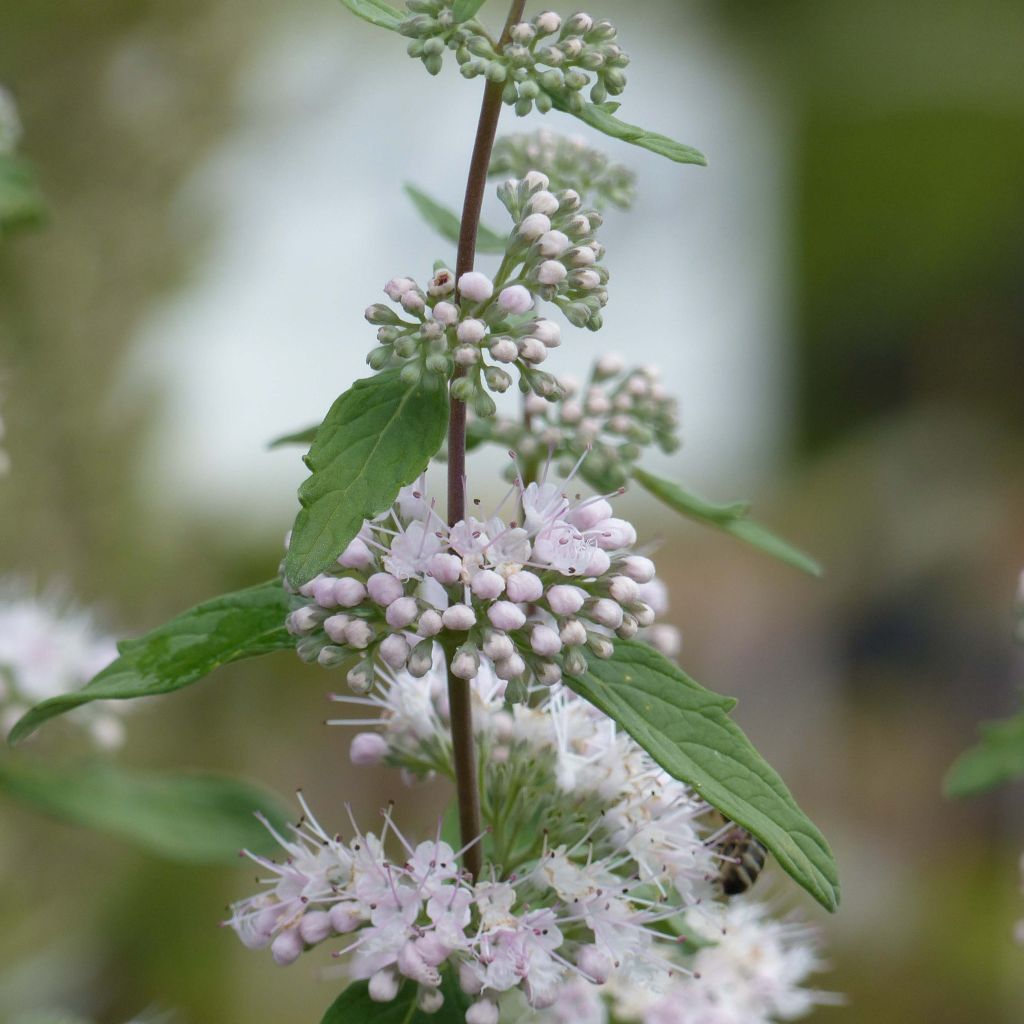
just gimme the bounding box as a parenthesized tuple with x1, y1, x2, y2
(418, 989, 444, 1014)
(596, 352, 625, 378)
(518, 337, 547, 364)
(590, 597, 624, 629)
(428, 268, 455, 296)
(287, 606, 322, 635)
(530, 624, 562, 656)
(442, 603, 477, 630)
(417, 609, 443, 637)
(451, 643, 481, 680)
(577, 944, 612, 984)
(408, 638, 436, 677)
(312, 575, 340, 608)
(631, 601, 656, 627)
(367, 572, 405, 606)
(330, 903, 363, 934)
(533, 11, 561, 35)
(620, 555, 656, 583)
(585, 547, 611, 576)
(559, 619, 587, 646)
(323, 614, 350, 644)
(271, 929, 304, 966)
(299, 911, 333, 945)
(487, 600, 527, 631)
(495, 653, 526, 680)
(608, 575, 639, 604)
(523, 170, 551, 191)
(383, 596, 418, 629)
(384, 277, 415, 300)
(334, 577, 368, 607)
(489, 338, 519, 363)
(350, 732, 389, 766)
(498, 285, 534, 314)
(505, 571, 543, 603)
(433, 300, 459, 325)
(380, 633, 411, 668)
(649, 623, 682, 657)
(547, 584, 586, 615)
(317, 645, 347, 668)
(617, 613, 639, 639)
(528, 190, 559, 216)
(482, 629, 514, 661)
(466, 1000, 499, 1024)
(536, 660, 563, 686)
(401, 290, 425, 314)
(427, 552, 463, 584)
(538, 230, 570, 257)
(368, 969, 400, 1003)
(365, 303, 402, 325)
(531, 319, 561, 347)
(458, 272, 495, 303)
(484, 366, 513, 393)
(454, 344, 480, 367)
(594, 517, 637, 549)
(338, 537, 374, 569)
(518, 212, 552, 240)
(343, 619, 375, 649)
(471, 569, 505, 600)
(563, 647, 588, 677)
(537, 260, 567, 285)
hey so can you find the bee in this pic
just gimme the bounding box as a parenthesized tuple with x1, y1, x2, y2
(716, 825, 767, 896)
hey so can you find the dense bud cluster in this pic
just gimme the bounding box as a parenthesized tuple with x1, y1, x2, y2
(470, 358, 680, 490)
(399, 4, 630, 115)
(230, 672, 833, 1023)
(283, 464, 662, 695)
(0, 586, 122, 746)
(489, 128, 637, 210)
(365, 171, 608, 408)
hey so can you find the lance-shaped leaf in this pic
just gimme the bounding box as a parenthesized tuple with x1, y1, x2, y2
(339, 0, 404, 31)
(284, 371, 449, 588)
(634, 467, 822, 578)
(944, 714, 1024, 798)
(268, 424, 319, 449)
(550, 96, 707, 167)
(0, 757, 291, 863)
(321, 971, 469, 1023)
(0, 154, 46, 234)
(8, 580, 297, 744)
(563, 640, 840, 911)
(404, 184, 507, 254)
(451, 0, 489, 24)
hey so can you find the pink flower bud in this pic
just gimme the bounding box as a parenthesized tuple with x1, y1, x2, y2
(311, 575, 339, 608)
(428, 268, 455, 296)
(505, 571, 543, 603)
(531, 319, 561, 347)
(299, 911, 333, 945)
(471, 570, 505, 600)
(523, 170, 551, 191)
(482, 630, 514, 661)
(330, 903, 362, 934)
(384, 277, 416, 301)
(385, 596, 419, 628)
(427, 552, 463, 584)
(495, 653, 526, 680)
(417, 609, 443, 636)
(350, 732, 389, 766)
(466, 1000, 499, 1024)
(454, 345, 479, 366)
(458, 271, 494, 303)
(528, 190, 559, 216)
(338, 537, 374, 569)
(498, 285, 534, 314)
(620, 555, 656, 583)
(574, 269, 601, 290)
(538, 230, 570, 257)
(537, 260, 567, 285)
(433, 301, 459, 325)
(489, 338, 518, 363)
(534, 10, 561, 34)
(457, 318, 487, 344)
(590, 597, 624, 629)
(571, 246, 597, 266)
(632, 602, 656, 627)
(323, 614, 350, 643)
(530, 624, 562, 656)
(287, 606, 321, 634)
(270, 929, 303, 966)
(649, 624, 682, 657)
(401, 290, 425, 314)
(608, 575, 639, 604)
(459, 962, 485, 996)
(561, 400, 582, 423)
(367, 572, 404, 606)
(380, 633, 411, 668)
(334, 577, 368, 607)
(344, 620, 375, 649)
(577, 944, 612, 984)
(518, 213, 552, 240)
(547, 584, 586, 615)
(368, 969, 400, 1002)
(451, 647, 480, 679)
(594, 517, 637, 550)
(559, 619, 587, 646)
(597, 352, 625, 376)
(487, 601, 527, 631)
(418, 989, 444, 1014)
(442, 604, 477, 630)
(584, 547, 611, 576)
(536, 660, 562, 685)
(519, 338, 547, 364)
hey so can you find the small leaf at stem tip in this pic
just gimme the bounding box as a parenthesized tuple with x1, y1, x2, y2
(8, 580, 299, 744)
(944, 714, 1024, 798)
(549, 96, 707, 167)
(284, 371, 450, 588)
(451, 0, 490, 23)
(268, 424, 319, 449)
(404, 184, 506, 254)
(338, 0, 404, 31)
(633, 467, 823, 578)
(563, 640, 840, 911)
(0, 757, 292, 864)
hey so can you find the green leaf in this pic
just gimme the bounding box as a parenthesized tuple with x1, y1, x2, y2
(0, 154, 46, 234)
(284, 371, 449, 588)
(0, 757, 290, 863)
(633, 467, 822, 577)
(945, 714, 1024, 797)
(321, 972, 469, 1024)
(451, 0, 489, 22)
(339, 0, 404, 31)
(268, 424, 319, 449)
(8, 581, 298, 744)
(563, 640, 840, 911)
(404, 184, 506, 254)
(551, 97, 707, 167)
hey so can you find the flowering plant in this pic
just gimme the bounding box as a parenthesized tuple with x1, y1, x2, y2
(8, 3, 841, 1021)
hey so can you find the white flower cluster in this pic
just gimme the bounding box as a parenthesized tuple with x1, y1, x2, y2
(228, 665, 832, 1023)
(489, 128, 637, 210)
(365, 172, 607, 410)
(0, 585, 122, 746)
(285, 467, 657, 694)
(400, 5, 629, 114)
(469, 356, 680, 491)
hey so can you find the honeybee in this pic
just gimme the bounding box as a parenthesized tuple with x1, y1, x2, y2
(716, 825, 767, 896)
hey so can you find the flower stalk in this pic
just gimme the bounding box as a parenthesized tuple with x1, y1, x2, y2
(447, 0, 529, 882)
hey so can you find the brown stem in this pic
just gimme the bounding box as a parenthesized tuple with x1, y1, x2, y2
(447, 0, 527, 882)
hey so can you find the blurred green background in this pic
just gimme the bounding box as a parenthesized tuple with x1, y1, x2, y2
(1, 0, 1023, 1021)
